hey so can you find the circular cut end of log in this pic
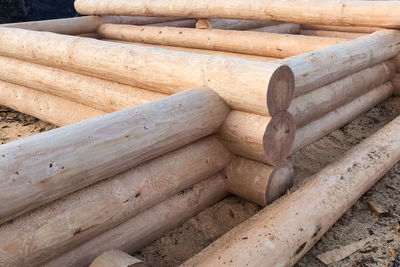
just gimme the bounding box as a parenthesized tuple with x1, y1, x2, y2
(263, 111, 296, 165)
(267, 65, 295, 116)
(196, 19, 211, 29)
(265, 160, 294, 204)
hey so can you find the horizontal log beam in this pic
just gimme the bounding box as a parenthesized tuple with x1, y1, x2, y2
(280, 30, 400, 96)
(289, 61, 395, 127)
(299, 29, 366, 39)
(74, 0, 400, 28)
(182, 111, 400, 267)
(301, 24, 383, 33)
(1, 15, 181, 35)
(45, 174, 229, 267)
(0, 27, 294, 116)
(97, 24, 346, 58)
(0, 136, 230, 266)
(290, 82, 393, 154)
(0, 88, 229, 224)
(218, 111, 295, 166)
(224, 156, 294, 206)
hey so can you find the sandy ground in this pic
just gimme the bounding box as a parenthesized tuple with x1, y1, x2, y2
(1, 97, 400, 266)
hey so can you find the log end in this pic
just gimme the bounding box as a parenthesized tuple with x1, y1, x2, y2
(267, 64, 295, 115)
(263, 111, 296, 165)
(195, 19, 211, 29)
(265, 160, 294, 205)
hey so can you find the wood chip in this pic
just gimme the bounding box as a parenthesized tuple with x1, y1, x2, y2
(368, 200, 389, 216)
(316, 238, 373, 265)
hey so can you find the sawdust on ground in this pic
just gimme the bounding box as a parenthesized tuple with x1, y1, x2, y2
(1, 97, 400, 266)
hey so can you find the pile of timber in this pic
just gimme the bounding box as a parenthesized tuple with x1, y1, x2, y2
(0, 0, 400, 266)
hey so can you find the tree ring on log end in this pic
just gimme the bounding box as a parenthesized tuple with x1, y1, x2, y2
(266, 64, 294, 116)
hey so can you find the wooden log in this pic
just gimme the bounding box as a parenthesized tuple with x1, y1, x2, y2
(97, 24, 346, 58)
(301, 24, 383, 33)
(279, 30, 400, 96)
(182, 111, 400, 267)
(224, 156, 294, 206)
(0, 136, 230, 266)
(394, 53, 400, 72)
(0, 88, 230, 224)
(45, 174, 229, 267)
(0, 80, 105, 126)
(0, 27, 294, 116)
(74, 0, 400, 28)
(218, 111, 296, 166)
(393, 73, 400, 96)
(290, 82, 393, 154)
(289, 61, 395, 127)
(146, 19, 197, 28)
(1, 16, 181, 34)
(0, 56, 166, 113)
(300, 29, 366, 39)
(195, 19, 279, 30)
(90, 251, 147, 267)
(251, 23, 301, 34)
(105, 39, 280, 61)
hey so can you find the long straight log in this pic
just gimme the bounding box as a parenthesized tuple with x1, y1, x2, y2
(1, 16, 181, 34)
(218, 111, 296, 166)
(393, 73, 400, 96)
(289, 61, 395, 127)
(195, 19, 278, 30)
(0, 80, 106, 126)
(105, 39, 279, 61)
(0, 27, 294, 116)
(74, 0, 400, 28)
(0, 88, 229, 224)
(45, 174, 229, 267)
(280, 30, 400, 96)
(301, 24, 383, 33)
(182, 112, 400, 267)
(224, 156, 294, 206)
(90, 251, 147, 267)
(251, 23, 301, 34)
(300, 29, 365, 39)
(0, 136, 230, 266)
(0, 56, 166, 113)
(97, 24, 346, 58)
(290, 82, 393, 154)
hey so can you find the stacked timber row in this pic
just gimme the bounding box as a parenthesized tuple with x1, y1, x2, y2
(0, 17, 296, 266)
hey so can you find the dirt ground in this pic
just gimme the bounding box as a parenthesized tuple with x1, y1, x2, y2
(1, 97, 400, 266)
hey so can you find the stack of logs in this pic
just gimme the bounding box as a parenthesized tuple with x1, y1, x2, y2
(0, 0, 400, 266)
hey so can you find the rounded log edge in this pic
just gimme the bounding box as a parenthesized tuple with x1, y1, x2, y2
(265, 160, 294, 205)
(264, 110, 296, 165)
(267, 64, 295, 116)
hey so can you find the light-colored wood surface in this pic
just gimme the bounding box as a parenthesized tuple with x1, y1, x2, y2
(0, 88, 229, 224)
(182, 112, 400, 267)
(90, 250, 147, 267)
(0, 136, 230, 266)
(0, 80, 106, 126)
(196, 19, 279, 30)
(280, 30, 400, 96)
(290, 82, 393, 154)
(218, 111, 296, 166)
(289, 61, 395, 126)
(1, 15, 181, 34)
(74, 0, 400, 28)
(300, 29, 365, 39)
(97, 24, 346, 58)
(224, 156, 294, 206)
(0, 27, 293, 116)
(45, 174, 228, 267)
(0, 56, 165, 112)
